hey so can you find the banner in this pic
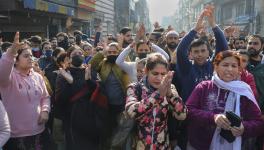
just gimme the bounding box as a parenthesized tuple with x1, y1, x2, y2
(78, 0, 96, 12)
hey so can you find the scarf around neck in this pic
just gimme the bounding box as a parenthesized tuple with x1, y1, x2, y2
(210, 73, 259, 150)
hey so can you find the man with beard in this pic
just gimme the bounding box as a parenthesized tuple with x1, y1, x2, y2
(245, 35, 264, 150)
(119, 27, 133, 49)
(164, 31, 179, 65)
(246, 35, 264, 71)
(234, 37, 246, 50)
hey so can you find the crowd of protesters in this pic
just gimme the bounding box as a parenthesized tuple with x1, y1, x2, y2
(0, 5, 264, 150)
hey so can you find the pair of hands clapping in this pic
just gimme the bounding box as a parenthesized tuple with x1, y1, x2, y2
(195, 5, 216, 33)
(158, 71, 174, 98)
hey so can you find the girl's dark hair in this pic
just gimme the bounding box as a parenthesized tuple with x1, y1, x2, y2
(66, 45, 83, 57)
(41, 41, 51, 50)
(53, 47, 65, 58)
(146, 53, 168, 71)
(16, 48, 27, 61)
(16, 43, 31, 61)
(56, 52, 67, 67)
(213, 50, 241, 67)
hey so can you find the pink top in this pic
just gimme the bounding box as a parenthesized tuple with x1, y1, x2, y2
(0, 52, 50, 138)
(0, 101, 10, 146)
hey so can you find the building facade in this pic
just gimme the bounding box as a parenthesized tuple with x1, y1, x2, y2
(175, 0, 264, 35)
(0, 0, 96, 40)
(95, 0, 115, 35)
(135, 0, 151, 32)
(114, 0, 140, 33)
(176, 0, 193, 32)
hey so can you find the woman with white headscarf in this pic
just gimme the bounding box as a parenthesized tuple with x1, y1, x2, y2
(186, 50, 264, 150)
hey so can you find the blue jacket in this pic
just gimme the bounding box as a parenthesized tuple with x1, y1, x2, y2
(176, 26, 228, 102)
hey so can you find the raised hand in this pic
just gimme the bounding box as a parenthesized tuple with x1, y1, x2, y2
(194, 12, 205, 32)
(9, 32, 24, 56)
(54, 68, 73, 84)
(204, 4, 216, 28)
(166, 71, 174, 97)
(66, 17, 73, 29)
(224, 26, 236, 37)
(158, 77, 168, 98)
(136, 23, 145, 41)
(158, 71, 174, 97)
(85, 64, 92, 80)
(116, 33, 124, 49)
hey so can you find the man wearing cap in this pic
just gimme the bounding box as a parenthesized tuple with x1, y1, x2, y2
(164, 30, 179, 60)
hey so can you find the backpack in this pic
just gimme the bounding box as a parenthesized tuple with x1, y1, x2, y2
(111, 82, 142, 149)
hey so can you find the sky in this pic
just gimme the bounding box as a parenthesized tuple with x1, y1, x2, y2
(147, 0, 179, 24)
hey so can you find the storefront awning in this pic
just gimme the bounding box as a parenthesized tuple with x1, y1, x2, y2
(23, 0, 75, 16)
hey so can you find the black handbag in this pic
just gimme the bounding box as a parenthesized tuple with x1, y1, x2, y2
(110, 83, 142, 149)
(220, 111, 241, 143)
